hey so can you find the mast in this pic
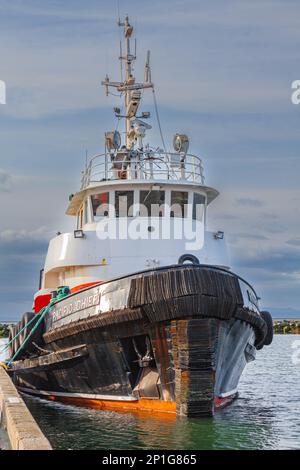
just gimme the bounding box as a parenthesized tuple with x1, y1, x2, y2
(123, 16, 133, 148)
(101, 16, 153, 149)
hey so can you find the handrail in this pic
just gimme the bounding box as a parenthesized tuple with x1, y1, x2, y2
(80, 151, 205, 189)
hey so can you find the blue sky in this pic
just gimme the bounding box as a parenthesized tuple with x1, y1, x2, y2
(0, 0, 300, 320)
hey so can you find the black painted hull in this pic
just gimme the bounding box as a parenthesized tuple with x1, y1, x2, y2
(10, 265, 267, 417)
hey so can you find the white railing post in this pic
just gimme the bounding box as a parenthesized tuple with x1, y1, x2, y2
(80, 151, 204, 186)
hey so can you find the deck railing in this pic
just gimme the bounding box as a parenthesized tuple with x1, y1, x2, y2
(81, 151, 205, 189)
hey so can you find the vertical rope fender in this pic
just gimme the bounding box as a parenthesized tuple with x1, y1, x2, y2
(7, 306, 50, 366)
(5, 286, 71, 366)
(0, 314, 41, 355)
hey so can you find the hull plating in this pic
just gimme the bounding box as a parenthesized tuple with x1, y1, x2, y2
(10, 265, 265, 417)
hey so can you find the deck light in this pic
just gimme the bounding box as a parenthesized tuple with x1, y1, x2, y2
(173, 134, 189, 154)
(74, 229, 85, 239)
(214, 231, 224, 240)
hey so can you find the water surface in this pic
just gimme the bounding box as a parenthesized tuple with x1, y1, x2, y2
(17, 335, 300, 449)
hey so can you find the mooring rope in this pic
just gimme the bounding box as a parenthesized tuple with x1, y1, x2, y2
(7, 306, 50, 367)
(2, 286, 71, 367)
(0, 314, 39, 355)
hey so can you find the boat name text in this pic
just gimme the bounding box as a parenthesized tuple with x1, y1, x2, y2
(52, 293, 100, 323)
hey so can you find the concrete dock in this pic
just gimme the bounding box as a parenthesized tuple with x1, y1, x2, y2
(0, 366, 52, 450)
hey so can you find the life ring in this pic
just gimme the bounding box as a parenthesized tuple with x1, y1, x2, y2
(178, 254, 200, 265)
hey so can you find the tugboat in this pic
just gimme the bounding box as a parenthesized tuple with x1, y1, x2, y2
(6, 17, 273, 417)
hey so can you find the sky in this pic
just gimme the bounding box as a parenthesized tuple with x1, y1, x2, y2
(0, 0, 300, 320)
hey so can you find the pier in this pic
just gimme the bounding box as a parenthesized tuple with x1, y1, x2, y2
(0, 366, 52, 450)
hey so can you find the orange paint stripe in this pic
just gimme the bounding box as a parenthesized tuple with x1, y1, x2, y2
(46, 395, 176, 414)
(71, 282, 102, 294)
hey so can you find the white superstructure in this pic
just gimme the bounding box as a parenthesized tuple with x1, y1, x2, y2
(37, 17, 229, 298)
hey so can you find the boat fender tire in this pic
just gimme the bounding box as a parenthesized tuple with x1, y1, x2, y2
(12, 321, 22, 358)
(12, 314, 27, 360)
(12, 312, 45, 360)
(261, 310, 273, 346)
(178, 254, 200, 265)
(8, 325, 15, 357)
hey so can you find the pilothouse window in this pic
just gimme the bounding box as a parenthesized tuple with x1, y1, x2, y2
(193, 193, 206, 220)
(139, 190, 165, 217)
(115, 190, 134, 217)
(77, 207, 83, 229)
(84, 199, 89, 224)
(170, 191, 188, 218)
(91, 193, 110, 219)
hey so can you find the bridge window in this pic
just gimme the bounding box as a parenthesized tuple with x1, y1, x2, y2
(170, 191, 188, 218)
(139, 190, 165, 216)
(77, 206, 84, 228)
(115, 190, 134, 217)
(193, 193, 206, 220)
(84, 199, 89, 224)
(91, 192, 110, 220)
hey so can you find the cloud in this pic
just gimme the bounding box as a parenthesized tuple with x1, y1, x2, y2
(236, 198, 264, 207)
(0, 226, 53, 320)
(0, 169, 12, 192)
(230, 233, 269, 241)
(286, 238, 300, 246)
(0, 226, 52, 242)
(0, 0, 299, 119)
(0, 227, 53, 263)
(208, 187, 300, 308)
(235, 245, 300, 274)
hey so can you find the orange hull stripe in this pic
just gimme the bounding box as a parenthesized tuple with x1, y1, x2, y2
(71, 282, 103, 294)
(46, 395, 176, 414)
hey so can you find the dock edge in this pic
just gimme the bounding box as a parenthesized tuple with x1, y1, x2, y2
(0, 366, 52, 450)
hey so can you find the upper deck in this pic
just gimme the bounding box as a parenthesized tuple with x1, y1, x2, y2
(80, 149, 205, 190)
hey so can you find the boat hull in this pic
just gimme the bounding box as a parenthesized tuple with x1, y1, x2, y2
(9, 265, 267, 417)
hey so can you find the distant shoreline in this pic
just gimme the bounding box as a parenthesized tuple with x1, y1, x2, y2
(0, 324, 9, 339)
(273, 319, 300, 334)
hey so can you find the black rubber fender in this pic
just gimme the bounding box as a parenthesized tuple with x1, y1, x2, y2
(7, 325, 16, 357)
(19, 312, 36, 351)
(178, 254, 200, 265)
(11, 322, 21, 358)
(11, 312, 45, 360)
(261, 310, 273, 346)
(11, 315, 26, 360)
